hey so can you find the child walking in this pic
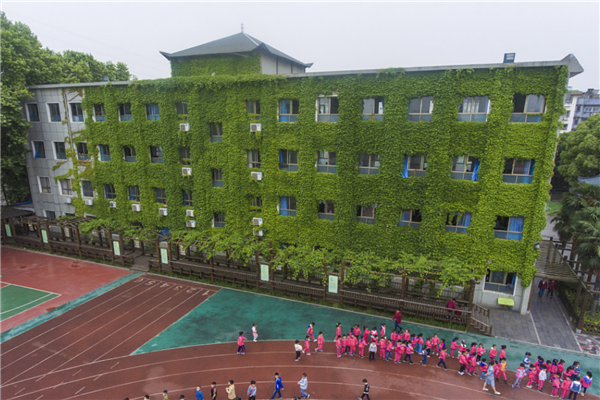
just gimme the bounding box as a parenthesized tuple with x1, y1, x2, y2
(512, 363, 526, 388)
(358, 337, 366, 358)
(315, 332, 324, 353)
(237, 332, 247, 355)
(561, 376, 572, 399)
(581, 371, 593, 396)
(551, 374, 561, 397)
(358, 379, 370, 400)
(307, 323, 316, 342)
(297, 373, 309, 399)
(304, 335, 311, 356)
(538, 365, 548, 392)
(334, 323, 342, 341)
(450, 338, 458, 358)
(368, 341, 377, 362)
(295, 340, 303, 362)
(247, 381, 257, 400)
(437, 347, 448, 370)
(403, 342, 414, 364)
(252, 324, 258, 342)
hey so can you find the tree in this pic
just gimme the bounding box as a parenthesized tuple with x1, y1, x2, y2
(0, 12, 131, 204)
(557, 114, 600, 184)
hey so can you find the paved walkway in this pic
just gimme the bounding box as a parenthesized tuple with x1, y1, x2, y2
(489, 277, 581, 351)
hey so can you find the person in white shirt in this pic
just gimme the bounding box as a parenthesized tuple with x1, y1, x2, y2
(295, 340, 303, 361)
(252, 323, 258, 342)
(369, 341, 377, 362)
(297, 373, 309, 399)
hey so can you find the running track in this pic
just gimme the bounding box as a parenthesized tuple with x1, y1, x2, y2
(1, 274, 597, 400)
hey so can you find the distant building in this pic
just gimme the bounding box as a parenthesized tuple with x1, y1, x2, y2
(572, 88, 600, 130)
(559, 89, 581, 134)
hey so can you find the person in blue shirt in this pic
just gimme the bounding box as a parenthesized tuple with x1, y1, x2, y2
(195, 385, 204, 400)
(270, 372, 284, 399)
(522, 352, 531, 369)
(568, 376, 582, 400)
(247, 380, 257, 400)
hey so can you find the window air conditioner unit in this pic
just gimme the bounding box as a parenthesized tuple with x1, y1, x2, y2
(179, 123, 190, 132)
(159, 208, 168, 216)
(84, 199, 94, 206)
(65, 197, 73, 204)
(186, 220, 196, 228)
(109, 201, 117, 208)
(186, 209, 194, 217)
(251, 171, 263, 181)
(182, 167, 192, 176)
(252, 217, 263, 226)
(132, 204, 141, 212)
(253, 230, 264, 237)
(250, 123, 262, 132)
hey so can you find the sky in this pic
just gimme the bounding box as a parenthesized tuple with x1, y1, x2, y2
(3, 1, 599, 90)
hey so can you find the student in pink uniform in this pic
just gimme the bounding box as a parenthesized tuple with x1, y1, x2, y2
(379, 337, 387, 359)
(488, 344, 497, 363)
(499, 345, 506, 360)
(537, 365, 547, 392)
(390, 330, 398, 343)
(551, 374, 561, 397)
(476, 343, 486, 362)
(458, 351, 468, 375)
(431, 334, 440, 356)
(363, 326, 370, 341)
(479, 358, 489, 380)
(316, 332, 325, 352)
(403, 342, 414, 364)
(402, 329, 411, 343)
(350, 333, 357, 356)
(307, 322, 315, 342)
(336, 337, 343, 358)
(561, 376, 573, 399)
(371, 327, 379, 343)
(512, 363, 526, 388)
(380, 323, 386, 339)
(450, 337, 459, 358)
(582, 371, 593, 396)
(304, 335, 311, 356)
(437, 347, 448, 370)
(385, 339, 393, 361)
(458, 340, 467, 354)
(354, 325, 361, 338)
(439, 338, 446, 355)
(470, 353, 478, 375)
(344, 334, 351, 355)
(334, 323, 342, 341)
(358, 337, 366, 358)
(237, 331, 247, 355)
(497, 358, 508, 383)
(527, 367, 537, 388)
(425, 338, 432, 356)
(394, 342, 404, 364)
(557, 360, 565, 378)
(470, 342, 477, 357)
(341, 335, 348, 356)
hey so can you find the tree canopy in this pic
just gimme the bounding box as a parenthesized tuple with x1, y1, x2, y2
(557, 114, 600, 184)
(0, 12, 131, 204)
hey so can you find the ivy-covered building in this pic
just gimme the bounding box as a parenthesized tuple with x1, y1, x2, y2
(22, 32, 584, 313)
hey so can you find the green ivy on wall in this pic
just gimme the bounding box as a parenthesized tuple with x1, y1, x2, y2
(76, 64, 568, 288)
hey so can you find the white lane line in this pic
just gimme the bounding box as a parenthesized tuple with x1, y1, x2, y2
(109, 362, 119, 370)
(75, 387, 85, 395)
(0, 282, 60, 296)
(53, 381, 64, 389)
(2, 279, 148, 357)
(35, 375, 45, 382)
(0, 293, 57, 315)
(14, 388, 25, 395)
(529, 312, 542, 345)
(72, 369, 81, 377)
(3, 282, 164, 384)
(35, 395, 43, 400)
(93, 374, 102, 382)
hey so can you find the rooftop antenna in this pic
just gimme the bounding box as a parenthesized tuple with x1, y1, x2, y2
(241, 23, 244, 33)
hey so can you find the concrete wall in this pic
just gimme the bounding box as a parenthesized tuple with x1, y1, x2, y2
(473, 275, 531, 315)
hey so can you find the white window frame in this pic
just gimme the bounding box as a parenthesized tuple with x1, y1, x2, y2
(362, 97, 384, 121)
(502, 158, 534, 184)
(176, 101, 189, 121)
(357, 204, 377, 225)
(317, 150, 337, 173)
(38, 176, 52, 194)
(104, 184, 116, 200)
(510, 94, 545, 123)
(214, 212, 226, 228)
(212, 169, 224, 187)
(451, 155, 477, 180)
(483, 270, 517, 295)
(246, 100, 260, 120)
(47, 103, 62, 123)
(32, 141, 46, 159)
(407, 97, 434, 121)
(247, 150, 261, 168)
(315, 95, 339, 122)
(399, 209, 422, 227)
(44, 210, 57, 219)
(280, 150, 299, 172)
(209, 123, 223, 143)
(318, 200, 335, 221)
(120, 103, 133, 121)
(149, 146, 163, 164)
(53, 141, 68, 160)
(124, 146, 137, 162)
(26, 103, 40, 123)
(405, 155, 427, 177)
(457, 96, 491, 122)
(70, 103, 85, 122)
(358, 154, 380, 175)
(145, 103, 160, 121)
(77, 142, 89, 161)
(81, 180, 95, 198)
(94, 104, 107, 122)
(59, 179, 73, 196)
(98, 144, 111, 162)
(278, 99, 300, 123)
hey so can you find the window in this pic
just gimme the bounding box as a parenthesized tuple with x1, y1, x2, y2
(183, 190, 193, 206)
(458, 96, 489, 121)
(180, 147, 191, 165)
(247, 150, 261, 168)
(33, 141, 46, 159)
(399, 209, 422, 227)
(77, 142, 89, 161)
(213, 169, 223, 187)
(494, 216, 524, 240)
(119, 103, 132, 121)
(105, 184, 116, 200)
(210, 123, 223, 142)
(451, 156, 479, 181)
(317, 151, 337, 173)
(99, 145, 111, 162)
(357, 205, 376, 225)
(39, 177, 52, 194)
(246, 100, 260, 120)
(128, 186, 140, 201)
(54, 142, 67, 160)
(60, 179, 73, 195)
(317, 96, 339, 122)
(408, 96, 433, 121)
(362, 97, 384, 121)
(176, 102, 188, 121)
(279, 196, 297, 216)
(48, 103, 61, 122)
(70, 103, 84, 122)
(150, 146, 163, 163)
(510, 94, 545, 123)
(484, 271, 516, 294)
(94, 104, 106, 122)
(279, 99, 299, 122)
(503, 158, 534, 184)
(214, 212, 226, 228)
(279, 150, 299, 171)
(358, 154, 380, 175)
(318, 200, 335, 221)
(250, 197, 262, 212)
(81, 180, 94, 198)
(155, 188, 167, 204)
(124, 146, 136, 162)
(445, 212, 472, 233)
(402, 155, 427, 177)
(45, 210, 56, 219)
(27, 104, 40, 122)
(146, 104, 160, 121)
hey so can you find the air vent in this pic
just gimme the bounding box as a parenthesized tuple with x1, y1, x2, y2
(159, 208, 168, 216)
(132, 204, 141, 212)
(252, 217, 263, 226)
(186, 209, 194, 217)
(250, 123, 262, 132)
(251, 171, 263, 181)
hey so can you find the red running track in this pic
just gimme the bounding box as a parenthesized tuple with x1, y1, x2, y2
(3, 272, 597, 400)
(0, 247, 131, 332)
